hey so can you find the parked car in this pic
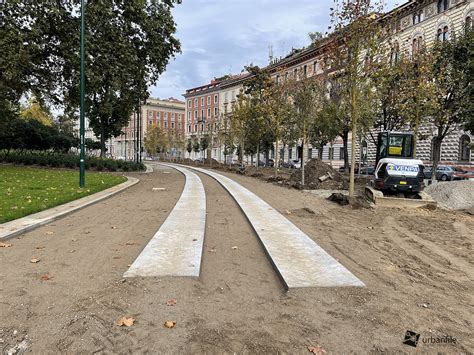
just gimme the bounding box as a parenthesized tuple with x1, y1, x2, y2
(281, 159, 301, 169)
(194, 157, 205, 164)
(359, 166, 375, 175)
(423, 165, 455, 181)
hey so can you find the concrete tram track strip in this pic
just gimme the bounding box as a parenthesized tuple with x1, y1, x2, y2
(172, 164, 365, 289)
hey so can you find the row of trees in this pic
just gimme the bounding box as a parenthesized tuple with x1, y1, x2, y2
(224, 0, 473, 197)
(1, 1, 180, 156)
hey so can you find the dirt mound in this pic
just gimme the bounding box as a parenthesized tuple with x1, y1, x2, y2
(424, 181, 474, 210)
(290, 159, 345, 190)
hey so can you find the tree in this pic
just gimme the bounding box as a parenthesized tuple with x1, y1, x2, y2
(144, 124, 167, 157)
(262, 70, 295, 175)
(186, 138, 193, 156)
(20, 98, 54, 127)
(329, 0, 384, 198)
(289, 73, 327, 186)
(200, 135, 209, 158)
(430, 28, 473, 173)
(1, 1, 181, 157)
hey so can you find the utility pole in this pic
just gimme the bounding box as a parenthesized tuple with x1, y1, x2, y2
(79, 0, 86, 188)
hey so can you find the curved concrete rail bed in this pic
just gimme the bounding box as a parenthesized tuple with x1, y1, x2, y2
(186, 165, 365, 289)
(124, 164, 206, 278)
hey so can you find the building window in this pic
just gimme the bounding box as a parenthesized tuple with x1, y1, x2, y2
(200, 123, 204, 132)
(188, 125, 191, 132)
(207, 96, 211, 105)
(171, 122, 174, 129)
(303, 64, 307, 77)
(148, 111, 152, 118)
(201, 109, 204, 119)
(437, 0, 448, 14)
(412, 36, 423, 55)
(275, 74, 280, 84)
(164, 121, 167, 129)
(231, 90, 235, 101)
(207, 108, 211, 117)
(460, 135, 471, 161)
(188, 111, 191, 120)
(339, 147, 345, 160)
(149, 120, 153, 126)
(293, 68, 298, 79)
(285, 72, 289, 80)
(187, 100, 191, 108)
(466, 16, 472, 32)
(288, 148, 292, 159)
(412, 10, 423, 25)
(194, 98, 197, 106)
(214, 107, 218, 116)
(224, 92, 228, 102)
(437, 26, 449, 41)
(194, 124, 197, 132)
(201, 97, 204, 106)
(390, 42, 400, 65)
(214, 94, 218, 104)
(328, 147, 334, 160)
(164, 112, 168, 119)
(308, 148, 312, 159)
(313, 61, 317, 74)
(194, 110, 197, 118)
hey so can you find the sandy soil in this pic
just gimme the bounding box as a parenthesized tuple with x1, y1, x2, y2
(0, 164, 473, 353)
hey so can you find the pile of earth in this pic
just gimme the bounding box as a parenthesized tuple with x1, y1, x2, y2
(424, 181, 474, 210)
(290, 159, 346, 190)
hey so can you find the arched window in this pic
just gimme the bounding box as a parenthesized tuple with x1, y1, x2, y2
(443, 26, 449, 41)
(413, 10, 423, 25)
(390, 42, 400, 65)
(466, 16, 472, 32)
(459, 135, 471, 161)
(437, 28, 443, 41)
(437, 0, 448, 13)
(412, 36, 423, 55)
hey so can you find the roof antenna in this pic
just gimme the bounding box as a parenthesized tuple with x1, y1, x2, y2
(268, 45, 274, 64)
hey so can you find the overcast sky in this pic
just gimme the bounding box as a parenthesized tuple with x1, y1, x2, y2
(150, 0, 401, 101)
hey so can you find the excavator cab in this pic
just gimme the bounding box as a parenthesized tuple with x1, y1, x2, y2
(374, 132, 425, 193)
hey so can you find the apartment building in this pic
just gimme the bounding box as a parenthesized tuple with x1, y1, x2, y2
(183, 0, 472, 165)
(265, 0, 473, 165)
(111, 97, 185, 159)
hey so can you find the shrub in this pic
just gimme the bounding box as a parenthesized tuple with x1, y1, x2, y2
(0, 150, 145, 172)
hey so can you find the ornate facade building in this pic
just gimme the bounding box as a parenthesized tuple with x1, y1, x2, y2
(111, 97, 185, 159)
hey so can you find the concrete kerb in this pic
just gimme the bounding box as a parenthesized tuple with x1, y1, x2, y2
(123, 163, 206, 278)
(0, 176, 139, 241)
(178, 164, 365, 289)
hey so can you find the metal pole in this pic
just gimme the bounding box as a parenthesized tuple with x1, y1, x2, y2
(79, 0, 86, 188)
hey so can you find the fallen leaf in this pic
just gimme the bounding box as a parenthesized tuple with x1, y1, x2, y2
(231, 246, 238, 250)
(36, 246, 45, 250)
(125, 241, 135, 246)
(285, 210, 292, 215)
(164, 320, 176, 328)
(152, 187, 166, 191)
(69, 250, 76, 253)
(40, 275, 51, 281)
(0, 242, 12, 248)
(117, 317, 135, 327)
(30, 258, 40, 263)
(113, 256, 121, 259)
(209, 249, 216, 253)
(45, 231, 54, 235)
(111, 226, 117, 230)
(127, 264, 132, 267)
(71, 238, 77, 242)
(308, 345, 326, 354)
(166, 299, 177, 306)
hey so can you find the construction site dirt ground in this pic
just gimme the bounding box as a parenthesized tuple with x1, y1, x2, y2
(0, 166, 473, 353)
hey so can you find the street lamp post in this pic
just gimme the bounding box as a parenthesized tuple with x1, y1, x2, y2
(79, 0, 86, 188)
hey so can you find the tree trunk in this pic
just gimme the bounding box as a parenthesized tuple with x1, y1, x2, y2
(342, 128, 349, 173)
(432, 135, 442, 180)
(274, 140, 279, 177)
(301, 138, 306, 187)
(256, 144, 260, 170)
(100, 120, 107, 158)
(349, 89, 357, 198)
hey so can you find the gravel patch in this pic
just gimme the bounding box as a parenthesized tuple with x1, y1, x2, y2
(424, 181, 474, 210)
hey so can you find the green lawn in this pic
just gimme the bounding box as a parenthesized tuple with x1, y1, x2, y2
(0, 166, 127, 223)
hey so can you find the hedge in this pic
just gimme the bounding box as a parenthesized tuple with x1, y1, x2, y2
(0, 150, 145, 172)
